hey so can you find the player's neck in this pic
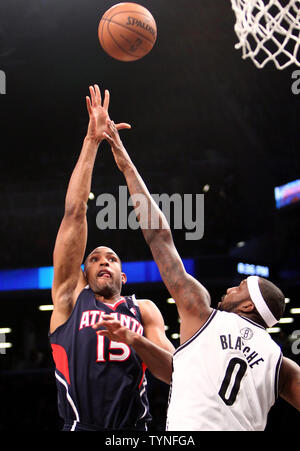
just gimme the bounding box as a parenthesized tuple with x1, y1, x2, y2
(94, 292, 122, 305)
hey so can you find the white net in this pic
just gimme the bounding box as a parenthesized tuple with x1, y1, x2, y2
(231, 0, 300, 69)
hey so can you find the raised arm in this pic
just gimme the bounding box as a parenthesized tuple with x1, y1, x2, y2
(50, 86, 130, 334)
(104, 122, 212, 342)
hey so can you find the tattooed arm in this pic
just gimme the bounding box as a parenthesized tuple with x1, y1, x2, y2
(104, 121, 212, 343)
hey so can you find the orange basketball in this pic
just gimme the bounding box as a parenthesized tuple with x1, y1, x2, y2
(98, 2, 157, 62)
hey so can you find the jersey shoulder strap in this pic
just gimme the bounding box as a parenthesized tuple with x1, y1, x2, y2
(123, 294, 143, 324)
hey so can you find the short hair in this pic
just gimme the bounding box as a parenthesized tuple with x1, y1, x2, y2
(258, 278, 285, 322)
(83, 247, 122, 273)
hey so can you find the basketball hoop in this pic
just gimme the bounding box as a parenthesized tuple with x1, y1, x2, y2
(230, 0, 300, 69)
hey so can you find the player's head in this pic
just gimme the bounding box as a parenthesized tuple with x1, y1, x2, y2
(83, 246, 127, 297)
(218, 276, 285, 328)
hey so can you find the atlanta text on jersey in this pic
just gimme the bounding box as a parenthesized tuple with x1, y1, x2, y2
(79, 310, 144, 335)
(219, 333, 265, 368)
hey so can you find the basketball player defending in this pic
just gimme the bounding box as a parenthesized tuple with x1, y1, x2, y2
(49, 85, 174, 431)
(96, 120, 300, 431)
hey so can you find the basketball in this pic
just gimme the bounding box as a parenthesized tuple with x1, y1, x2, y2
(98, 2, 157, 62)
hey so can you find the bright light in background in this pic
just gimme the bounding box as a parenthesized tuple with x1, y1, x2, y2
(0, 343, 12, 349)
(0, 328, 11, 334)
(171, 333, 180, 339)
(167, 298, 176, 304)
(237, 262, 269, 277)
(202, 184, 210, 193)
(267, 327, 281, 334)
(285, 297, 290, 304)
(0, 329, 12, 353)
(274, 179, 300, 209)
(38, 305, 54, 311)
(278, 317, 294, 324)
(88, 192, 95, 200)
(290, 308, 300, 314)
(0, 259, 195, 291)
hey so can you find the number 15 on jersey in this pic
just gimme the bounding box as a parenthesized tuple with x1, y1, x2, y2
(96, 334, 131, 362)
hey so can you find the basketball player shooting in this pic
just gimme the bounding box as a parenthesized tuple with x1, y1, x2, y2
(49, 85, 174, 431)
(98, 120, 300, 431)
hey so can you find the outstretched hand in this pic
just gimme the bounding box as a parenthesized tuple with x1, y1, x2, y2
(103, 119, 134, 172)
(86, 84, 131, 144)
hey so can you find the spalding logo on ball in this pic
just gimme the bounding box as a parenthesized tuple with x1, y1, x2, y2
(98, 2, 157, 62)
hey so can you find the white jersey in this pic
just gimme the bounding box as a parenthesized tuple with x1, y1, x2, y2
(166, 310, 282, 431)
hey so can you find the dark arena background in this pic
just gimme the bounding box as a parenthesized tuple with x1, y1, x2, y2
(0, 0, 299, 431)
